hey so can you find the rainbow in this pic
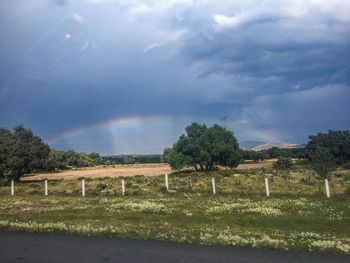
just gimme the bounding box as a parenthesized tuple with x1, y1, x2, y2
(47, 114, 280, 146)
(48, 115, 172, 144)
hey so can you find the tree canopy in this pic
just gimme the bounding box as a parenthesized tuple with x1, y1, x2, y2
(0, 126, 50, 180)
(163, 123, 241, 171)
(306, 130, 350, 164)
(0, 126, 106, 180)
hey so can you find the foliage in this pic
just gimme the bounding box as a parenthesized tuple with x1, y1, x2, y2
(163, 123, 241, 171)
(123, 155, 136, 164)
(0, 194, 349, 254)
(306, 130, 350, 164)
(0, 126, 50, 180)
(308, 147, 336, 180)
(241, 147, 306, 161)
(44, 150, 102, 171)
(273, 157, 293, 180)
(273, 157, 293, 170)
(102, 155, 162, 164)
(0, 125, 105, 177)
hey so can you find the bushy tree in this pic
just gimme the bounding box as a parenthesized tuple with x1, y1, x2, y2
(89, 152, 102, 165)
(0, 128, 15, 179)
(273, 157, 293, 170)
(123, 155, 136, 164)
(273, 156, 293, 180)
(0, 126, 50, 180)
(308, 146, 335, 180)
(163, 123, 241, 171)
(44, 150, 67, 171)
(306, 130, 350, 164)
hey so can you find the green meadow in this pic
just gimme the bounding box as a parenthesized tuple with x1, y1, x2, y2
(1, 164, 350, 254)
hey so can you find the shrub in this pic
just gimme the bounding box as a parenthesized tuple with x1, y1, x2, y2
(273, 157, 293, 170)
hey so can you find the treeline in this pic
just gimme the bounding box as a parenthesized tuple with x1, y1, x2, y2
(1, 124, 349, 181)
(45, 150, 103, 171)
(241, 147, 306, 161)
(102, 155, 162, 165)
(0, 125, 163, 180)
(0, 126, 104, 180)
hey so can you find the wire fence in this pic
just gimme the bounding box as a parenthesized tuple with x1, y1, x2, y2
(0, 174, 344, 198)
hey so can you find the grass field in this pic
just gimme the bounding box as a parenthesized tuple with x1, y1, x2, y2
(22, 163, 172, 181)
(1, 162, 350, 254)
(22, 160, 276, 181)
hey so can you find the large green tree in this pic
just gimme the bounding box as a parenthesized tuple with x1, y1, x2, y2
(0, 126, 50, 180)
(0, 128, 14, 179)
(306, 130, 350, 164)
(163, 123, 241, 171)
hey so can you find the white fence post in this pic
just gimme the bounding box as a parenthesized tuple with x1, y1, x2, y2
(265, 177, 270, 197)
(165, 174, 169, 192)
(11, 179, 14, 196)
(212, 178, 216, 195)
(122, 179, 125, 196)
(45, 180, 48, 196)
(82, 179, 85, 197)
(325, 179, 330, 198)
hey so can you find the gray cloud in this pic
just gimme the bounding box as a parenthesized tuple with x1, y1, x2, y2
(0, 0, 349, 153)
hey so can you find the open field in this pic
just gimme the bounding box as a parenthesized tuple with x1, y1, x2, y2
(1, 162, 350, 254)
(22, 160, 276, 181)
(23, 163, 172, 181)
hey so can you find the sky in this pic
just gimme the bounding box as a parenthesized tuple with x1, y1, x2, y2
(0, 0, 349, 154)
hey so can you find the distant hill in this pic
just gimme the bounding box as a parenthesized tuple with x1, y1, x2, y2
(239, 140, 267, 149)
(250, 142, 305, 151)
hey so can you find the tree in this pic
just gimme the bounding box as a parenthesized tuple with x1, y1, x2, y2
(306, 130, 350, 164)
(267, 147, 279, 158)
(123, 155, 136, 164)
(0, 128, 15, 178)
(0, 126, 50, 180)
(163, 147, 190, 170)
(44, 150, 67, 171)
(273, 157, 293, 170)
(89, 152, 102, 165)
(308, 146, 335, 180)
(163, 123, 241, 171)
(273, 156, 293, 180)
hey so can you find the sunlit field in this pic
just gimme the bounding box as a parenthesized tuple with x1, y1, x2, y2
(1, 161, 350, 254)
(22, 163, 172, 181)
(21, 159, 276, 181)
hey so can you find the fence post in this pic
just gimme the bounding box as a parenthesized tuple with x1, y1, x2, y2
(11, 179, 14, 196)
(265, 177, 270, 197)
(325, 179, 330, 198)
(82, 179, 85, 197)
(212, 178, 216, 195)
(45, 180, 48, 196)
(165, 174, 169, 192)
(122, 179, 125, 196)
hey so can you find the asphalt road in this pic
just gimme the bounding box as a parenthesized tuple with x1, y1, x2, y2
(0, 232, 349, 263)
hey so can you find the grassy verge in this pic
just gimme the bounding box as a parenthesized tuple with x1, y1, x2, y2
(0, 168, 349, 254)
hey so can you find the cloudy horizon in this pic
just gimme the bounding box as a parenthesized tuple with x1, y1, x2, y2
(0, 0, 349, 154)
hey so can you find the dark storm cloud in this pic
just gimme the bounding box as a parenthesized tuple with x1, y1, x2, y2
(0, 0, 349, 153)
(178, 12, 350, 95)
